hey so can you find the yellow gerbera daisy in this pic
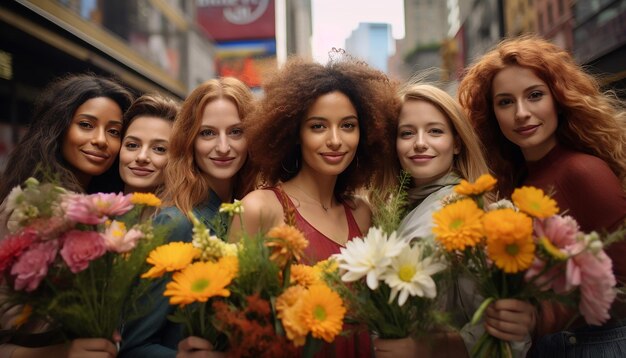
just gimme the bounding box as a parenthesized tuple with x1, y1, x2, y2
(454, 174, 498, 196)
(142, 242, 201, 278)
(300, 284, 346, 343)
(313, 259, 339, 277)
(276, 285, 307, 316)
(483, 209, 535, 273)
(164, 261, 234, 306)
(217, 255, 239, 277)
(130, 192, 161, 207)
(511, 186, 559, 219)
(538, 236, 568, 261)
(290, 264, 320, 288)
(265, 225, 309, 267)
(433, 199, 485, 251)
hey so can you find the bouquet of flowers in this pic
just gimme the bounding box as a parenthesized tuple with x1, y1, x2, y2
(0, 177, 165, 340)
(432, 174, 620, 357)
(141, 201, 347, 357)
(328, 172, 447, 339)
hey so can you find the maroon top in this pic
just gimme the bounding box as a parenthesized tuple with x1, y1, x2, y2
(524, 145, 626, 335)
(268, 187, 372, 358)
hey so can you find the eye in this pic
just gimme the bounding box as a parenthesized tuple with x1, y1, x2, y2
(429, 128, 444, 135)
(398, 130, 414, 138)
(310, 123, 325, 130)
(496, 98, 513, 106)
(153, 145, 168, 154)
(78, 121, 94, 129)
(528, 91, 544, 101)
(124, 142, 140, 150)
(229, 127, 244, 137)
(199, 128, 216, 137)
(341, 121, 358, 129)
(108, 128, 121, 137)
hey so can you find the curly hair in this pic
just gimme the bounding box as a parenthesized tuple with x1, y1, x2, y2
(458, 35, 626, 194)
(0, 73, 134, 203)
(162, 77, 256, 216)
(245, 55, 400, 199)
(397, 83, 490, 184)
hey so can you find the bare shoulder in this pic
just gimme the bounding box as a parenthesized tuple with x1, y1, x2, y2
(239, 189, 285, 232)
(345, 194, 371, 234)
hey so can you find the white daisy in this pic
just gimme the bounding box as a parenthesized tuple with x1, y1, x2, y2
(333, 227, 408, 290)
(382, 243, 447, 306)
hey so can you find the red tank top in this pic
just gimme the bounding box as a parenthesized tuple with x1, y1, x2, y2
(268, 187, 363, 264)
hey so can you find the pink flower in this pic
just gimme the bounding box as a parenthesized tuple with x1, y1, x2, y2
(28, 217, 71, 240)
(535, 215, 579, 248)
(102, 220, 144, 253)
(60, 230, 107, 273)
(11, 241, 58, 292)
(524, 258, 569, 293)
(64, 193, 133, 225)
(0, 229, 38, 273)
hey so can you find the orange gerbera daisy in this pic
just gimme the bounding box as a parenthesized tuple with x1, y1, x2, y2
(454, 174, 497, 196)
(433, 199, 485, 251)
(164, 261, 234, 306)
(511, 186, 559, 219)
(300, 284, 346, 343)
(142, 242, 200, 278)
(290, 264, 320, 288)
(265, 225, 309, 267)
(483, 209, 535, 273)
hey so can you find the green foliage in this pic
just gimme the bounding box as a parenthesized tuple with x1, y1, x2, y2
(370, 171, 411, 235)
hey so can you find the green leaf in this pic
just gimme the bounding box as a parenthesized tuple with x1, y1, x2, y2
(470, 297, 494, 326)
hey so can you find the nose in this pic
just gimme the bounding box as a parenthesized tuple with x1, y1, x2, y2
(135, 146, 150, 164)
(326, 127, 341, 150)
(91, 128, 108, 149)
(413, 132, 428, 152)
(515, 101, 531, 121)
(216, 134, 231, 154)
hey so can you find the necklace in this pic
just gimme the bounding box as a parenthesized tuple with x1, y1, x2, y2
(288, 183, 331, 212)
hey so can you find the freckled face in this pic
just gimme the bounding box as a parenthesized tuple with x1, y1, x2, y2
(62, 97, 123, 180)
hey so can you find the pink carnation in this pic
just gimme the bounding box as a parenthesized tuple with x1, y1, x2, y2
(102, 220, 144, 253)
(524, 258, 569, 293)
(64, 193, 133, 225)
(535, 215, 579, 248)
(11, 241, 58, 292)
(0, 229, 38, 273)
(60, 230, 107, 273)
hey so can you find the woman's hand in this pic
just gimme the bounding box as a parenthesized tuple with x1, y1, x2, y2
(373, 337, 419, 358)
(484, 299, 536, 342)
(66, 338, 118, 358)
(176, 336, 226, 358)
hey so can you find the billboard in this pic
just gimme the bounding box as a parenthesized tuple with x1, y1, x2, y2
(215, 39, 276, 89)
(196, 0, 276, 42)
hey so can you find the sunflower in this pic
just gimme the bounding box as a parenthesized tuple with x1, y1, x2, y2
(454, 174, 498, 196)
(483, 209, 535, 273)
(164, 261, 234, 306)
(290, 264, 320, 288)
(265, 225, 309, 266)
(300, 284, 346, 343)
(538, 236, 568, 261)
(511, 186, 559, 219)
(130, 192, 161, 207)
(141, 242, 200, 278)
(433, 199, 485, 251)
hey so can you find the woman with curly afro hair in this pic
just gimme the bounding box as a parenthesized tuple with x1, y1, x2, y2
(229, 54, 399, 357)
(458, 35, 626, 358)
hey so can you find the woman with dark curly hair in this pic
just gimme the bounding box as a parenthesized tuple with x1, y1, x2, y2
(458, 35, 626, 357)
(229, 55, 399, 356)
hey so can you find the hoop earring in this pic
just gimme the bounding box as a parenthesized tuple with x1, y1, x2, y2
(281, 158, 299, 174)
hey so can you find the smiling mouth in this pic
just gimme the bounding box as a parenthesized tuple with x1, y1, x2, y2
(128, 167, 154, 176)
(514, 124, 541, 134)
(81, 150, 110, 161)
(210, 157, 235, 166)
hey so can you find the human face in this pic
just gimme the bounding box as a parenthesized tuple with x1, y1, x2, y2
(492, 65, 559, 161)
(119, 116, 173, 193)
(194, 98, 247, 185)
(299, 91, 359, 177)
(396, 100, 459, 187)
(62, 97, 123, 183)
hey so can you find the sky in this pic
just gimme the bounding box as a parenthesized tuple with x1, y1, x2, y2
(311, 0, 405, 63)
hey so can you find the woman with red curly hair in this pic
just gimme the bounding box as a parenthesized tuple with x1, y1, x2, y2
(229, 54, 399, 356)
(458, 35, 626, 357)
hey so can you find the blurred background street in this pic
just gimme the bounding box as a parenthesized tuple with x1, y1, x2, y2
(0, 0, 624, 172)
